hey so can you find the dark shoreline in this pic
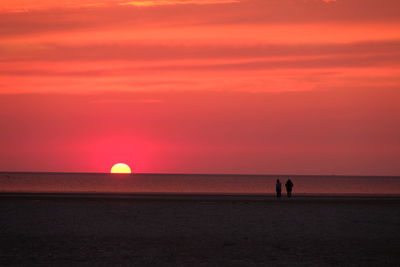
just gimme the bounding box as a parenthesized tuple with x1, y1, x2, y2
(2, 192, 400, 266)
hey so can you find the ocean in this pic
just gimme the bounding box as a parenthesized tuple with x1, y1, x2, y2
(1, 172, 399, 195)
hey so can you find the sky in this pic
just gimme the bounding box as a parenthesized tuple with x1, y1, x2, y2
(0, 0, 399, 175)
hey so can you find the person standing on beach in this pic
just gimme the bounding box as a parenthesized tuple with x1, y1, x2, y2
(285, 179, 294, 197)
(276, 179, 282, 198)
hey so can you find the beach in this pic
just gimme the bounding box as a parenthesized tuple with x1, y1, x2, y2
(1, 195, 399, 266)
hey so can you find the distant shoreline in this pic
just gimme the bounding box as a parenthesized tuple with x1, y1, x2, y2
(1, 192, 399, 202)
(1, 171, 399, 178)
(2, 173, 400, 196)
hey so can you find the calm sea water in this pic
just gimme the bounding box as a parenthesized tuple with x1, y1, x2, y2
(1, 173, 400, 195)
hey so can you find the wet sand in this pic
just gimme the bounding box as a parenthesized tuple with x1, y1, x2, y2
(1, 194, 399, 266)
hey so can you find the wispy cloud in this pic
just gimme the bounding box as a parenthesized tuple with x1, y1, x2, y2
(0, 0, 239, 13)
(1, 0, 400, 39)
(0, 0, 108, 13)
(2, 41, 399, 62)
(119, 0, 240, 7)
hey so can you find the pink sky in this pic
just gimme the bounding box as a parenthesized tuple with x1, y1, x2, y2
(0, 0, 399, 175)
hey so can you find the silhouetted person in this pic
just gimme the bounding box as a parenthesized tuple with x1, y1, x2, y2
(285, 179, 294, 197)
(276, 179, 282, 198)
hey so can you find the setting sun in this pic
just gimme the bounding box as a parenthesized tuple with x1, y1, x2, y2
(110, 163, 132, 174)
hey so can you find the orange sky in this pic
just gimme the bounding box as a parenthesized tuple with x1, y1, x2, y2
(0, 0, 399, 174)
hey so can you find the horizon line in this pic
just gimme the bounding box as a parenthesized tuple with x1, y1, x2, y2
(0, 171, 399, 178)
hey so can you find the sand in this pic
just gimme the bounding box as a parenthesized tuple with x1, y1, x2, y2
(0, 195, 399, 266)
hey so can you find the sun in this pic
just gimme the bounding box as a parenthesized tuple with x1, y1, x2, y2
(110, 163, 132, 174)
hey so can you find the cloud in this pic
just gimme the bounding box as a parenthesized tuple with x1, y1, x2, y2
(119, 0, 240, 7)
(1, 39, 399, 96)
(92, 97, 165, 103)
(1, 0, 400, 37)
(0, 0, 239, 13)
(1, 40, 399, 62)
(0, 0, 109, 13)
(138, 54, 400, 72)
(2, 54, 399, 75)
